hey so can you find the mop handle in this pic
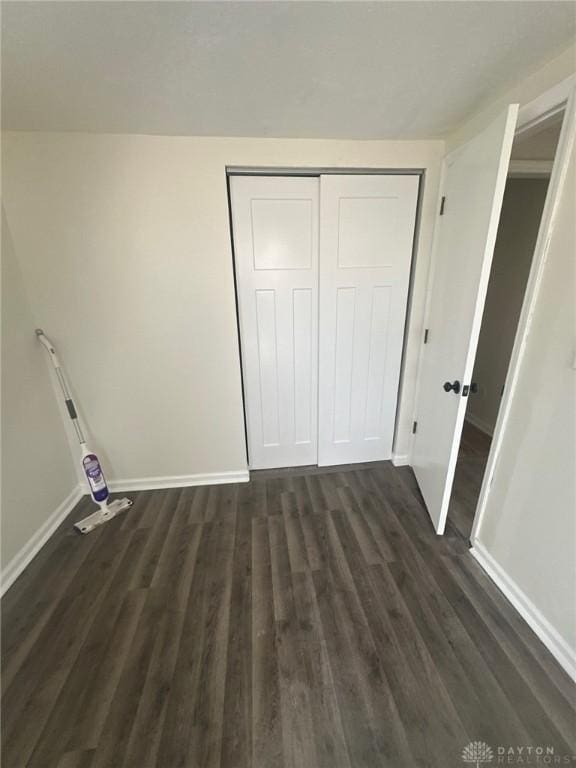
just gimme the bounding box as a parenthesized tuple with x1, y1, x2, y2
(35, 329, 86, 445)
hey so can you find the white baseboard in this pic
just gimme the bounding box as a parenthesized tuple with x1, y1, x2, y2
(391, 453, 410, 467)
(108, 469, 250, 493)
(1, 484, 83, 597)
(471, 541, 576, 681)
(465, 412, 494, 437)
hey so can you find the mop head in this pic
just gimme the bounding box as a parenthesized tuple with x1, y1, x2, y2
(74, 497, 133, 534)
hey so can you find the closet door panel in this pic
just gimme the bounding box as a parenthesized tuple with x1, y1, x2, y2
(231, 176, 319, 469)
(318, 175, 419, 465)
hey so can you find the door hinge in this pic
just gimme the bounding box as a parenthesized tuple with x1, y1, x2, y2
(423, 328, 429, 344)
(439, 196, 446, 215)
(412, 421, 418, 434)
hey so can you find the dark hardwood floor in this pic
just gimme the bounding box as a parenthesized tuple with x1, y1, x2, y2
(2, 461, 575, 767)
(448, 420, 492, 541)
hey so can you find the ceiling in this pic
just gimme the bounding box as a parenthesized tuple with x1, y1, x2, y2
(2, 1, 575, 139)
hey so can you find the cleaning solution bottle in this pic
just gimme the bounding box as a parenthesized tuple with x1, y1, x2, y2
(81, 447, 110, 503)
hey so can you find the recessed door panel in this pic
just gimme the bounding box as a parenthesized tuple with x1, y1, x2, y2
(251, 198, 313, 270)
(364, 285, 392, 439)
(337, 197, 399, 268)
(333, 286, 356, 443)
(255, 289, 280, 447)
(293, 288, 314, 445)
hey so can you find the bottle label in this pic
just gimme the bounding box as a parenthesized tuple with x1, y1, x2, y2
(83, 455, 107, 492)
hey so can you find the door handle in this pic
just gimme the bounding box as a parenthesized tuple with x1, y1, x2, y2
(470, 382, 478, 394)
(443, 380, 461, 394)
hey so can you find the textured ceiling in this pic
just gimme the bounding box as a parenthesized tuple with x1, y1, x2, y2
(2, 1, 575, 139)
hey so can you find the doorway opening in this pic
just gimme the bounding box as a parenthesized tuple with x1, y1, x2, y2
(447, 109, 565, 541)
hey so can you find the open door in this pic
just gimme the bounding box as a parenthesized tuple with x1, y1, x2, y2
(412, 105, 518, 534)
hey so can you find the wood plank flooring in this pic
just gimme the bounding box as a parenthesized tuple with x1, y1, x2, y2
(448, 420, 492, 541)
(2, 462, 575, 767)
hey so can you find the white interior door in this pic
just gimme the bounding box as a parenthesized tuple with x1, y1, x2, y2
(230, 176, 319, 469)
(318, 175, 419, 465)
(412, 105, 518, 534)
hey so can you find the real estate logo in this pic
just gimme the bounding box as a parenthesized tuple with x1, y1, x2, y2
(462, 741, 494, 767)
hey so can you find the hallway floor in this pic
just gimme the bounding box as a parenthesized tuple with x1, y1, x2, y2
(2, 462, 575, 767)
(448, 420, 492, 541)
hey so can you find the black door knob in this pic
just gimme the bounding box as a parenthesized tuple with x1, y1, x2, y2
(443, 380, 461, 394)
(470, 382, 478, 394)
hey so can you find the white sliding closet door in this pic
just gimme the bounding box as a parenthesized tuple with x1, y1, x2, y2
(230, 176, 319, 469)
(318, 175, 419, 465)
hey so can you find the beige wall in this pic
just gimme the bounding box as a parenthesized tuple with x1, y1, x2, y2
(2, 134, 444, 486)
(474, 130, 575, 656)
(467, 177, 549, 434)
(1, 210, 77, 570)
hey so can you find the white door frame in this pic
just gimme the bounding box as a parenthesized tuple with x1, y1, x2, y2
(227, 167, 424, 470)
(468, 75, 576, 543)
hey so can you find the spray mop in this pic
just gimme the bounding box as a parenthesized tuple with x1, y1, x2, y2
(36, 329, 133, 534)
